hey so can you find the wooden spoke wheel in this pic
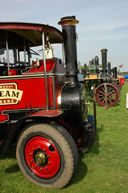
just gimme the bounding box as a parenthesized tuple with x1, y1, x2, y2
(116, 82, 122, 89)
(112, 82, 121, 92)
(95, 83, 119, 107)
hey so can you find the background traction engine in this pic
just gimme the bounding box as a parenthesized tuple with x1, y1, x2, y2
(84, 49, 120, 107)
(0, 16, 96, 189)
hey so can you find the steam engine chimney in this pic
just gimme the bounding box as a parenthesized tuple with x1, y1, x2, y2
(112, 67, 117, 79)
(108, 62, 111, 75)
(58, 16, 79, 84)
(94, 56, 99, 66)
(57, 16, 88, 123)
(100, 49, 111, 82)
(101, 49, 108, 75)
(94, 56, 99, 74)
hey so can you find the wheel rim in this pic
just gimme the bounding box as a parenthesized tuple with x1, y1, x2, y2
(112, 82, 121, 91)
(25, 136, 60, 179)
(117, 82, 122, 89)
(95, 83, 119, 107)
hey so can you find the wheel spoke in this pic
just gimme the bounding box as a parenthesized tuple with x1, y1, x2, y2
(102, 99, 105, 104)
(98, 90, 105, 95)
(108, 98, 112, 104)
(101, 87, 105, 93)
(98, 96, 104, 100)
(97, 94, 104, 97)
(108, 90, 116, 96)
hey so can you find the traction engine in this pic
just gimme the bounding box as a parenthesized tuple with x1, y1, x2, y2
(84, 49, 120, 107)
(0, 16, 96, 189)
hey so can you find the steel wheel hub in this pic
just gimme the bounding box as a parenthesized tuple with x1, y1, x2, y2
(34, 150, 47, 166)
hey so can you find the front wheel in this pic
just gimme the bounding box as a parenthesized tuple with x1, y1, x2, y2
(95, 83, 119, 107)
(16, 123, 78, 189)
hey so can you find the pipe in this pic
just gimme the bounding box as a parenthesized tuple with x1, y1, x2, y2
(58, 16, 79, 84)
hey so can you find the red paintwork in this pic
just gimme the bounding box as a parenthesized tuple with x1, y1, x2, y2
(0, 23, 43, 31)
(0, 57, 65, 123)
(29, 110, 63, 117)
(24, 58, 64, 74)
(120, 78, 125, 85)
(0, 75, 56, 122)
(25, 136, 60, 178)
(8, 69, 20, 76)
(0, 23, 65, 123)
(24, 59, 55, 73)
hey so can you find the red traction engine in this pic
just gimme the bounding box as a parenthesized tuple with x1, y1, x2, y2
(0, 16, 96, 189)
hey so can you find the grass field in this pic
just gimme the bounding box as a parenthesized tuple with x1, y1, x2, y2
(0, 82, 128, 193)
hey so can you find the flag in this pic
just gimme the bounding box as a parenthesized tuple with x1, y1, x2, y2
(119, 64, 123, 68)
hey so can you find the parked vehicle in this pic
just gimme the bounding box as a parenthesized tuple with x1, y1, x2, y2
(0, 16, 96, 189)
(84, 49, 120, 107)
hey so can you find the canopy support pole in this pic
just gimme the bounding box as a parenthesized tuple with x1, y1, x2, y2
(42, 32, 48, 110)
(6, 32, 9, 74)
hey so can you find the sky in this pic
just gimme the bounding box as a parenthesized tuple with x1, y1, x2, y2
(1, 0, 128, 72)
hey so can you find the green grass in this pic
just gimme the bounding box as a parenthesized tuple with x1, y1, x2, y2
(0, 82, 128, 193)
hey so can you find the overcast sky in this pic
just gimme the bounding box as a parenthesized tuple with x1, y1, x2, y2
(1, 0, 128, 71)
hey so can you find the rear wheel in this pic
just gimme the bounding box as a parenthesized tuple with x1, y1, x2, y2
(79, 115, 96, 153)
(16, 123, 78, 189)
(66, 116, 96, 153)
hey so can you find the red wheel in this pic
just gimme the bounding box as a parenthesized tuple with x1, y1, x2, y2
(25, 136, 60, 179)
(95, 83, 119, 107)
(117, 82, 122, 89)
(112, 82, 121, 91)
(16, 123, 78, 189)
